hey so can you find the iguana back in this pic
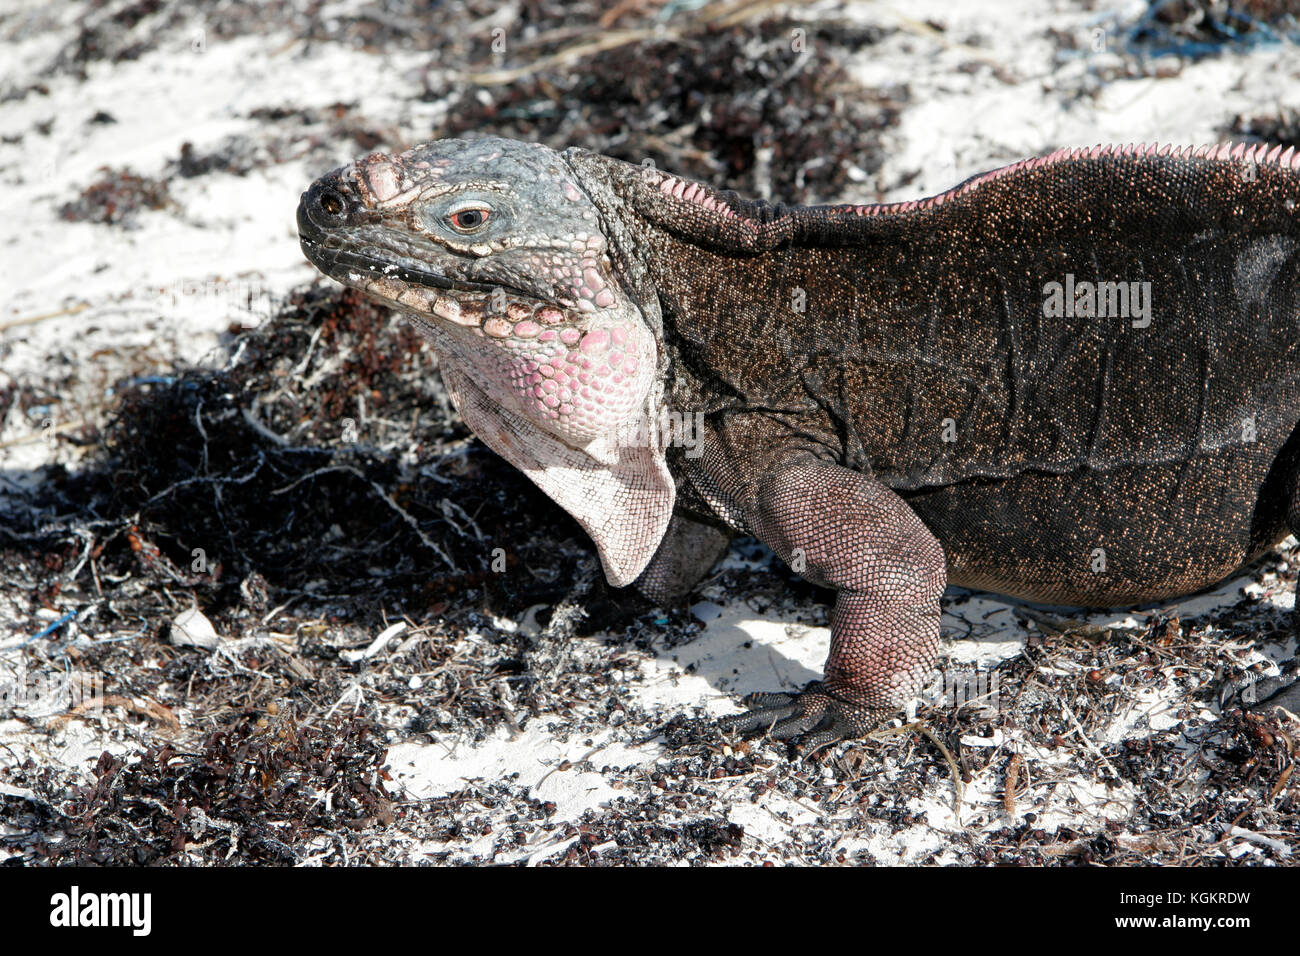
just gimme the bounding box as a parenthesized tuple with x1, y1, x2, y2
(564, 144, 1300, 608)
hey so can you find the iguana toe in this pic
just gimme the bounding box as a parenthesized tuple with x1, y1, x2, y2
(720, 682, 888, 752)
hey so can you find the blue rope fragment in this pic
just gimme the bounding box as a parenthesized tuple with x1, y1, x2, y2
(22, 610, 78, 646)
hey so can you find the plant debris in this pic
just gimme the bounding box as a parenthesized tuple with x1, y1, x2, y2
(36, 714, 393, 864)
(59, 166, 173, 226)
(1126, 0, 1300, 58)
(439, 16, 905, 203)
(1228, 109, 1300, 150)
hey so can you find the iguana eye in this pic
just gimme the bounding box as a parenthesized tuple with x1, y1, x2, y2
(447, 203, 491, 232)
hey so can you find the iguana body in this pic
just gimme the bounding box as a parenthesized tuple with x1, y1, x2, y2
(299, 138, 1300, 749)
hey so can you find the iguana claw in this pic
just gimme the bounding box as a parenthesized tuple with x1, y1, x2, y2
(1216, 659, 1300, 713)
(719, 682, 889, 752)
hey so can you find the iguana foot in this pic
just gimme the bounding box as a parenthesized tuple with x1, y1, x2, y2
(719, 681, 890, 752)
(1217, 659, 1300, 713)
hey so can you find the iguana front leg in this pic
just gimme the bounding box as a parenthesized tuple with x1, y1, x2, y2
(720, 455, 946, 751)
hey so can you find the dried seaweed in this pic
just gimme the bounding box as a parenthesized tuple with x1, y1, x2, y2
(439, 16, 904, 204)
(38, 714, 392, 865)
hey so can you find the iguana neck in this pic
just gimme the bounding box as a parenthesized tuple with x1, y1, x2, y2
(563, 147, 790, 413)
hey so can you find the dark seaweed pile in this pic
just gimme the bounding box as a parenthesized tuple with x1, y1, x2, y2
(1228, 109, 1300, 150)
(35, 716, 393, 865)
(438, 17, 904, 203)
(0, 280, 652, 671)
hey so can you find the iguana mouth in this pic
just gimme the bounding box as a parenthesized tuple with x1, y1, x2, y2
(299, 201, 593, 352)
(300, 230, 586, 345)
(297, 175, 550, 308)
(298, 236, 509, 298)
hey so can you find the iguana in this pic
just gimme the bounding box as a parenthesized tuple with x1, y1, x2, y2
(298, 137, 1300, 749)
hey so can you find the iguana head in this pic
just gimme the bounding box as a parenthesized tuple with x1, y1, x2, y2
(297, 137, 674, 586)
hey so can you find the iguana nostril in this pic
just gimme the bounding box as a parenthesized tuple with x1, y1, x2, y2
(318, 186, 346, 218)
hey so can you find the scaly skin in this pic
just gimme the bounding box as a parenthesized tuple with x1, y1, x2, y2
(300, 138, 1300, 752)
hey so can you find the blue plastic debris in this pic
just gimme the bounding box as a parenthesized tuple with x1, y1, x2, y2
(22, 609, 78, 646)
